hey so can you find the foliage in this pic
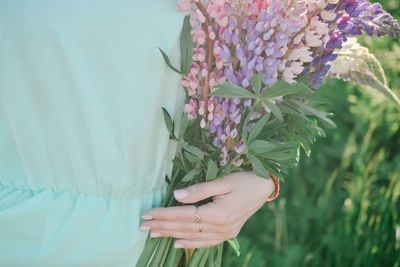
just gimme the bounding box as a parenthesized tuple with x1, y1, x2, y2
(137, 0, 400, 266)
(138, 12, 346, 267)
(137, 78, 334, 266)
(223, 0, 400, 266)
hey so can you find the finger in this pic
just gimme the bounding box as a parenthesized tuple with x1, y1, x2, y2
(143, 205, 198, 223)
(173, 176, 232, 203)
(140, 220, 223, 234)
(174, 239, 223, 249)
(142, 198, 256, 228)
(143, 202, 223, 224)
(149, 230, 223, 241)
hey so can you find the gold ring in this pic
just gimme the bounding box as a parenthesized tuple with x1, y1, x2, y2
(198, 223, 203, 233)
(194, 206, 201, 223)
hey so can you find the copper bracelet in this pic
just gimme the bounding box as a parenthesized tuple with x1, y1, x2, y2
(265, 173, 280, 202)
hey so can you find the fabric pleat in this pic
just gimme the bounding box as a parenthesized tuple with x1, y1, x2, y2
(0, 182, 167, 267)
(0, 1, 186, 266)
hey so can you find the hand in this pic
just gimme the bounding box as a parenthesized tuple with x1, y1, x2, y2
(139, 171, 276, 249)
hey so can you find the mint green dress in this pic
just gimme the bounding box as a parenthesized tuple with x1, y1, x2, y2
(0, 2, 185, 266)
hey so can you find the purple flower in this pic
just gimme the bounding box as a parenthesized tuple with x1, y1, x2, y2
(179, 0, 399, 166)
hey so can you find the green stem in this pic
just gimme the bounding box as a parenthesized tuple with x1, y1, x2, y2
(159, 238, 174, 266)
(148, 238, 170, 267)
(198, 248, 211, 267)
(215, 243, 223, 267)
(188, 249, 205, 267)
(180, 150, 189, 173)
(184, 249, 195, 267)
(165, 245, 184, 267)
(208, 248, 215, 267)
(136, 238, 161, 267)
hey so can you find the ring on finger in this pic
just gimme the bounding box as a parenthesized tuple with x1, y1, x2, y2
(194, 206, 201, 223)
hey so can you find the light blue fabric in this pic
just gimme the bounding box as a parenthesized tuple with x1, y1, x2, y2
(0, 1, 186, 266)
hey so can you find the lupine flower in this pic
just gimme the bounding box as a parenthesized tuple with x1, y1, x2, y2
(140, 3, 399, 266)
(177, 0, 400, 166)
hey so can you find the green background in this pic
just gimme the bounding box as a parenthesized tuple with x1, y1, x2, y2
(224, 0, 400, 266)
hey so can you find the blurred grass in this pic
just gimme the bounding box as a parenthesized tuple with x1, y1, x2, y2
(223, 0, 400, 266)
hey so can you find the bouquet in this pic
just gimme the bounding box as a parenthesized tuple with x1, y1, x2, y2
(136, 0, 400, 266)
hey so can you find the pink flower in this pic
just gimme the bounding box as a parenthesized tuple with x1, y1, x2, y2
(183, 99, 198, 120)
(177, 0, 192, 12)
(253, 0, 269, 15)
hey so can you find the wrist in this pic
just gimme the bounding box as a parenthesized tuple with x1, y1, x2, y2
(247, 170, 280, 202)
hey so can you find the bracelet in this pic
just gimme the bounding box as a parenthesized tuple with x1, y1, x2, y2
(265, 172, 280, 202)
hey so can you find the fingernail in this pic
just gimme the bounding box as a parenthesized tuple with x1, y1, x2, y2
(139, 225, 150, 231)
(142, 214, 153, 220)
(174, 242, 184, 248)
(150, 232, 162, 238)
(174, 189, 188, 199)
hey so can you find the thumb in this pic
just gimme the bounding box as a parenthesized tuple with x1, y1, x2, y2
(173, 177, 231, 203)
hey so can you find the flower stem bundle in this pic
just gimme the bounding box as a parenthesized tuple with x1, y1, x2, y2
(136, 0, 399, 266)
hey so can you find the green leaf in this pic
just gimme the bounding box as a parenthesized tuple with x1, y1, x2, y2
(179, 140, 189, 150)
(184, 145, 206, 160)
(263, 150, 299, 162)
(164, 175, 170, 185)
(177, 111, 189, 140)
(183, 151, 201, 164)
(172, 157, 185, 171)
(264, 164, 286, 182)
(261, 81, 311, 99)
(159, 48, 181, 75)
(180, 15, 193, 75)
(280, 102, 309, 120)
(263, 100, 283, 123)
(247, 114, 269, 143)
(240, 107, 252, 145)
(248, 153, 269, 178)
(161, 107, 176, 140)
(251, 73, 263, 96)
(248, 140, 277, 155)
(181, 168, 201, 182)
(227, 238, 241, 257)
(296, 135, 312, 157)
(256, 142, 300, 162)
(206, 159, 219, 181)
(297, 103, 336, 128)
(239, 106, 250, 141)
(220, 163, 232, 177)
(209, 83, 257, 98)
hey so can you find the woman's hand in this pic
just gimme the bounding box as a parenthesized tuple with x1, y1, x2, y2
(139, 171, 276, 249)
